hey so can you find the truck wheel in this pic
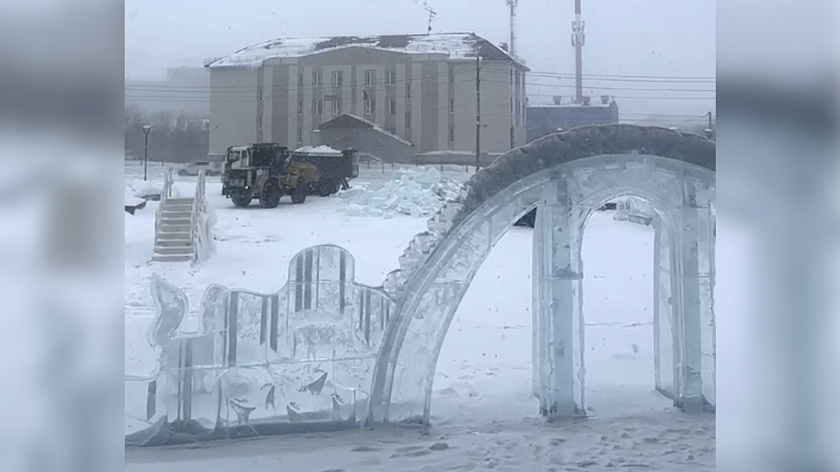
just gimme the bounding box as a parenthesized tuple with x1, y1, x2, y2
(230, 191, 252, 208)
(317, 179, 335, 197)
(259, 179, 281, 208)
(291, 185, 307, 204)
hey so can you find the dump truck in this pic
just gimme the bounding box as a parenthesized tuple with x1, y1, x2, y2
(221, 143, 358, 208)
(290, 146, 359, 196)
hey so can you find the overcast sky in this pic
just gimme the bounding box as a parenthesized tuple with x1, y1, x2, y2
(125, 0, 715, 121)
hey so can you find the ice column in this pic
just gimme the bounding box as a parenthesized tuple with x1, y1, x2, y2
(533, 177, 583, 416)
(677, 180, 711, 411)
(652, 215, 677, 399)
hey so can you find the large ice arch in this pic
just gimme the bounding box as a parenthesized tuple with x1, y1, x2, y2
(367, 124, 715, 424)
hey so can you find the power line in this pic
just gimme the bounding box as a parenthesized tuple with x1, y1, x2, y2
(125, 68, 716, 92)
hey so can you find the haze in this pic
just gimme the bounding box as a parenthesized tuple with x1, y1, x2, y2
(125, 0, 715, 121)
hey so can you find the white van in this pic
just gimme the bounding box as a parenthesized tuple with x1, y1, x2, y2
(178, 161, 222, 176)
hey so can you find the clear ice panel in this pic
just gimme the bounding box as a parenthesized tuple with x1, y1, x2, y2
(381, 155, 715, 422)
(384, 184, 549, 421)
(653, 222, 676, 398)
(126, 245, 397, 444)
(533, 196, 582, 415)
(696, 198, 716, 407)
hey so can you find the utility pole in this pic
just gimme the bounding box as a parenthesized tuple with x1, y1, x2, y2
(475, 55, 481, 170)
(571, 0, 585, 103)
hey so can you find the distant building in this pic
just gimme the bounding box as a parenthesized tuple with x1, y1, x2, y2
(125, 67, 210, 116)
(204, 33, 529, 161)
(526, 96, 619, 142)
(316, 113, 415, 163)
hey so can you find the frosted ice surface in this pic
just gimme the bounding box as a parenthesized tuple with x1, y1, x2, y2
(125, 245, 396, 446)
(370, 126, 716, 424)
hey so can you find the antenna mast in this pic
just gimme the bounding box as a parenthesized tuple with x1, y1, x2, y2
(423, 2, 437, 34)
(505, 0, 518, 56)
(571, 0, 585, 103)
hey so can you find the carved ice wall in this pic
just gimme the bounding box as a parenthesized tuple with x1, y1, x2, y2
(125, 245, 395, 445)
(368, 125, 716, 423)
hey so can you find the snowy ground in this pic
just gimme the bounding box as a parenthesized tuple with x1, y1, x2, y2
(125, 162, 714, 471)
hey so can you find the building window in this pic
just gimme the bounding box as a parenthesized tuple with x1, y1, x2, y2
(406, 82, 411, 99)
(312, 71, 322, 87)
(448, 98, 455, 114)
(515, 99, 521, 117)
(257, 115, 262, 131)
(297, 127, 303, 143)
(312, 99, 322, 116)
(387, 99, 396, 115)
(257, 87, 263, 102)
(364, 69, 376, 86)
(448, 124, 455, 143)
(298, 73, 303, 86)
(331, 70, 343, 87)
(385, 69, 396, 86)
(364, 98, 375, 115)
(297, 100, 303, 115)
(510, 126, 515, 148)
(448, 66, 455, 84)
(331, 99, 341, 115)
(405, 111, 411, 128)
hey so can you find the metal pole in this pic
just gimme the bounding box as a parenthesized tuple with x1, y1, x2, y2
(143, 129, 150, 181)
(475, 55, 481, 171)
(572, 0, 584, 103)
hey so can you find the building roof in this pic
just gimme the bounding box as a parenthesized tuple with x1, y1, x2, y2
(528, 101, 617, 110)
(318, 114, 414, 147)
(206, 33, 527, 70)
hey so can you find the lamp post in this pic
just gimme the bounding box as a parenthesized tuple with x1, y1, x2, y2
(142, 125, 151, 181)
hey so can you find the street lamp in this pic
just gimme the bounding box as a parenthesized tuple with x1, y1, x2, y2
(142, 125, 151, 181)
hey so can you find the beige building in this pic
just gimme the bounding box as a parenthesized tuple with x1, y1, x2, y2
(204, 33, 529, 161)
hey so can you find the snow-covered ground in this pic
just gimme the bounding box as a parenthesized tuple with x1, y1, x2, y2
(125, 162, 714, 471)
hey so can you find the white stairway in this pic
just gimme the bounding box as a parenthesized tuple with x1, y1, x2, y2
(152, 196, 195, 262)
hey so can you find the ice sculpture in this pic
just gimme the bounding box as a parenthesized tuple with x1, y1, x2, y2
(125, 124, 715, 446)
(368, 125, 715, 423)
(125, 245, 396, 445)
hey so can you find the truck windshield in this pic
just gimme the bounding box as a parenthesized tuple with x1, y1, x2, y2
(251, 147, 275, 167)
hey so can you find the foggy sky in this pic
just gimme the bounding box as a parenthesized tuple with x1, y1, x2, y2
(125, 0, 715, 121)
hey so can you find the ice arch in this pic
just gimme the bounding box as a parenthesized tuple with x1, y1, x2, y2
(368, 125, 715, 424)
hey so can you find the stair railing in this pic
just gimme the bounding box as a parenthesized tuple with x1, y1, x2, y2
(154, 167, 175, 243)
(192, 170, 209, 263)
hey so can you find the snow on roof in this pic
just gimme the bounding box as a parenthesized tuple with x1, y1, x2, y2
(206, 33, 525, 69)
(416, 150, 475, 156)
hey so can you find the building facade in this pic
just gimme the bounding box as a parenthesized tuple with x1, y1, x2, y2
(205, 33, 529, 160)
(526, 97, 619, 142)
